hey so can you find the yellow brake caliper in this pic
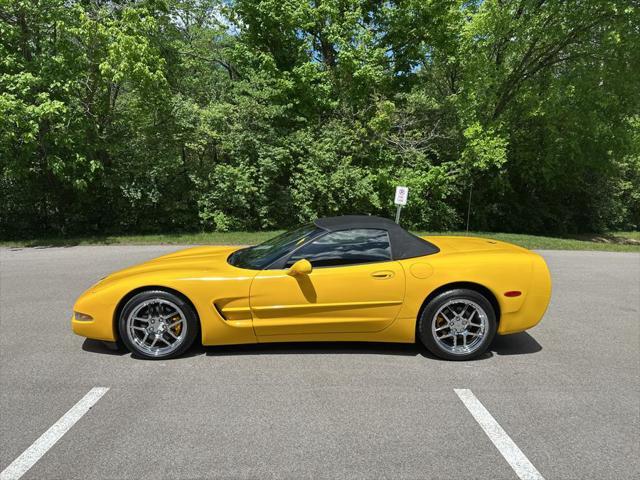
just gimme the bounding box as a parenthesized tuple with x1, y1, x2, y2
(169, 313, 182, 336)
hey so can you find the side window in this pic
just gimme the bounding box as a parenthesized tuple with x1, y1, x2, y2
(286, 229, 392, 268)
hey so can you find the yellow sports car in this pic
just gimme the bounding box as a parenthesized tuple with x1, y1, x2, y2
(72, 215, 551, 360)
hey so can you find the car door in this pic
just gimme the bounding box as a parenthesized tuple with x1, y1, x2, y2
(250, 229, 406, 336)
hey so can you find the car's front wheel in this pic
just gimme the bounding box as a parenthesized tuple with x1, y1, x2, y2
(118, 290, 199, 359)
(417, 288, 497, 360)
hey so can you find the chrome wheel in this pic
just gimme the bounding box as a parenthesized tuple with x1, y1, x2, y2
(431, 299, 488, 356)
(126, 298, 187, 357)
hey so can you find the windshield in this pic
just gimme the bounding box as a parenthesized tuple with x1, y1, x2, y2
(227, 224, 322, 270)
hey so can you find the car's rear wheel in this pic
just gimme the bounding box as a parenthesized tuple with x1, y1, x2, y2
(118, 290, 199, 360)
(417, 288, 497, 360)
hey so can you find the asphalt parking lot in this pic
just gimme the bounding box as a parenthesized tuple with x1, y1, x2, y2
(0, 246, 638, 480)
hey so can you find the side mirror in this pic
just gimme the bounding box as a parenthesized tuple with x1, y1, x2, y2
(287, 259, 313, 276)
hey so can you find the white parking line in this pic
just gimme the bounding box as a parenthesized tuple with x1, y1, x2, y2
(454, 388, 545, 480)
(0, 387, 109, 480)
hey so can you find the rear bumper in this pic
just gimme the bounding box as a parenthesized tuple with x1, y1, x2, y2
(498, 254, 552, 334)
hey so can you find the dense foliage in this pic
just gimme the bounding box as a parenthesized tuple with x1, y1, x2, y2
(1, 0, 639, 238)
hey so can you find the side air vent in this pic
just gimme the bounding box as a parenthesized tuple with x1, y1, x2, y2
(213, 302, 228, 320)
(213, 301, 252, 321)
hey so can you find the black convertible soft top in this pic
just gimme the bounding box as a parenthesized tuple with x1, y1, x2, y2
(314, 215, 439, 260)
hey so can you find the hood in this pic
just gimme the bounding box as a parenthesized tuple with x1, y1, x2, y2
(92, 246, 243, 291)
(421, 236, 531, 255)
(149, 245, 240, 264)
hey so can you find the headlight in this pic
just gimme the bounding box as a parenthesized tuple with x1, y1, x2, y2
(74, 311, 93, 321)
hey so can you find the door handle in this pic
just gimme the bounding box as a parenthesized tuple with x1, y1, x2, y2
(371, 271, 394, 279)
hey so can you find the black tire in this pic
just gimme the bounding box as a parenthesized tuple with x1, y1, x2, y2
(417, 288, 497, 361)
(118, 290, 199, 360)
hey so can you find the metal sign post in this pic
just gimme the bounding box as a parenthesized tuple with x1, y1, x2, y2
(394, 186, 408, 224)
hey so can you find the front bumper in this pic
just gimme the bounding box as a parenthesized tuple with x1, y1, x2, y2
(71, 291, 117, 342)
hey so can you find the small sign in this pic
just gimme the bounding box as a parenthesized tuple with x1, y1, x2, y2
(394, 186, 409, 206)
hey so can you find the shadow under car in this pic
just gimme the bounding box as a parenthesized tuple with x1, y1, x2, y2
(83, 331, 542, 360)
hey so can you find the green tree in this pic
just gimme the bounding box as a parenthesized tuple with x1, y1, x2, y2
(1, 0, 638, 238)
